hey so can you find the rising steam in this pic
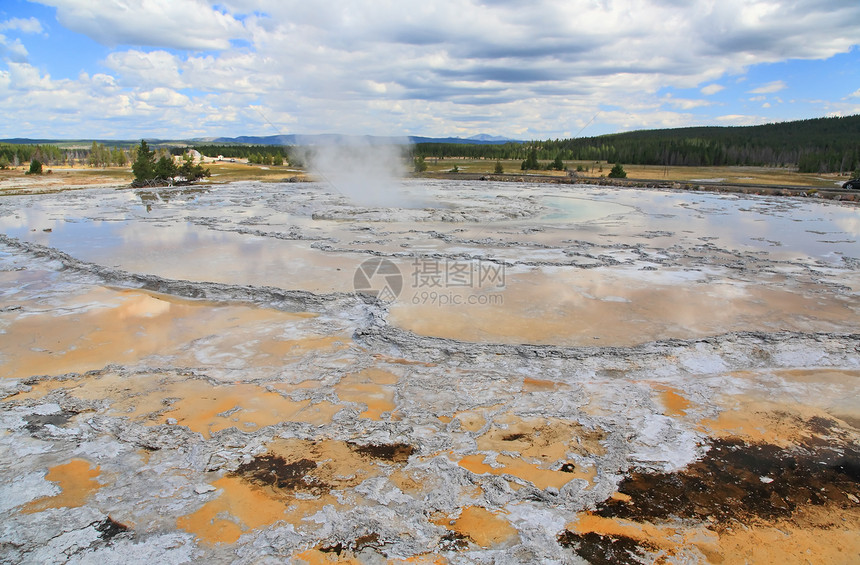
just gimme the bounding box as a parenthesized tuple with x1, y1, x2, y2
(297, 135, 423, 208)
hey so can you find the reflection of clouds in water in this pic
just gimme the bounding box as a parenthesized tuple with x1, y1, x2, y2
(615, 189, 857, 258)
(540, 196, 632, 222)
(111, 222, 359, 292)
(0, 194, 144, 251)
(4, 180, 859, 280)
(833, 215, 860, 237)
(704, 281, 751, 301)
(0, 205, 57, 234)
(118, 221, 213, 247)
(118, 293, 171, 319)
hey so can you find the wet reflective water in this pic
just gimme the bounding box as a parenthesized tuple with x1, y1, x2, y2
(2, 180, 857, 346)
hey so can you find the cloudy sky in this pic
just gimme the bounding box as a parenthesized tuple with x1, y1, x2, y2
(1, 0, 859, 140)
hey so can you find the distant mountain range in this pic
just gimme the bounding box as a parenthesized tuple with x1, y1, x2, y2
(1, 133, 522, 147)
(197, 133, 522, 146)
(411, 133, 519, 145)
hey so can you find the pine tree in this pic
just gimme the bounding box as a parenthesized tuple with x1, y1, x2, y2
(521, 147, 539, 170)
(154, 155, 177, 182)
(414, 155, 428, 172)
(26, 159, 43, 175)
(608, 163, 627, 178)
(131, 140, 156, 183)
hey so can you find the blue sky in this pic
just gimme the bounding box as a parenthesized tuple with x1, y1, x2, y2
(1, 0, 859, 140)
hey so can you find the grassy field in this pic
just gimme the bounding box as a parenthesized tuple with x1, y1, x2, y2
(1, 158, 853, 195)
(204, 161, 305, 182)
(0, 166, 134, 195)
(0, 161, 305, 194)
(421, 158, 852, 188)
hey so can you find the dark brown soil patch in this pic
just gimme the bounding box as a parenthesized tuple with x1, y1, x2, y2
(596, 438, 860, 527)
(95, 516, 129, 541)
(232, 454, 317, 491)
(319, 542, 344, 555)
(557, 531, 656, 565)
(348, 442, 413, 463)
(439, 530, 470, 551)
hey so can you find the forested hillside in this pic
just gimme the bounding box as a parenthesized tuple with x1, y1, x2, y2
(415, 115, 860, 174)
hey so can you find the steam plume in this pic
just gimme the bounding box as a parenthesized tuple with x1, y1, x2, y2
(298, 135, 420, 207)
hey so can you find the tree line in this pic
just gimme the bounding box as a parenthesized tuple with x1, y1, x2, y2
(191, 144, 288, 163)
(0, 141, 132, 169)
(0, 143, 65, 169)
(413, 114, 860, 174)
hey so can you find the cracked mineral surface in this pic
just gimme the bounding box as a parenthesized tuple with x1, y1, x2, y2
(1, 179, 858, 564)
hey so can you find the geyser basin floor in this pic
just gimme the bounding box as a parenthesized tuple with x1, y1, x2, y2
(1, 180, 859, 563)
(2, 180, 857, 346)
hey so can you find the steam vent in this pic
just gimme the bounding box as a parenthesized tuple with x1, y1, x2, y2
(2, 179, 859, 563)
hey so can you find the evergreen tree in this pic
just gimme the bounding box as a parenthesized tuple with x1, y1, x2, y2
(26, 159, 43, 175)
(154, 155, 177, 182)
(88, 141, 110, 168)
(178, 153, 195, 180)
(112, 147, 127, 166)
(131, 140, 156, 183)
(494, 160, 504, 173)
(521, 146, 539, 170)
(177, 152, 210, 182)
(608, 163, 627, 178)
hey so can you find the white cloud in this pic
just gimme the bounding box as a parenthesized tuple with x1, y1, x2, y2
(35, 0, 249, 49)
(138, 87, 190, 108)
(6, 62, 53, 90)
(0, 35, 29, 63)
(105, 50, 185, 89)
(849, 88, 860, 98)
(749, 80, 787, 94)
(715, 114, 770, 126)
(4, 1, 860, 137)
(0, 17, 44, 34)
(0, 17, 44, 64)
(201, 0, 860, 135)
(661, 94, 713, 110)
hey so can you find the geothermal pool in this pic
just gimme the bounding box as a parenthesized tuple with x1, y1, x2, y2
(1, 179, 858, 563)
